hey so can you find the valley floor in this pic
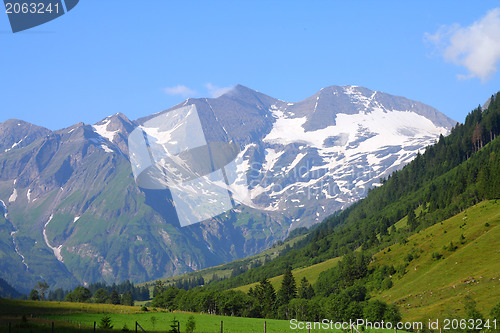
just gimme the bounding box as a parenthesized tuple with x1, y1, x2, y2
(0, 299, 408, 333)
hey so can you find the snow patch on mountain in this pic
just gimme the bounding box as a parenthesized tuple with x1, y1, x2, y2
(4, 134, 28, 152)
(93, 118, 119, 143)
(9, 188, 17, 203)
(286, 152, 306, 173)
(1, 199, 28, 269)
(265, 106, 446, 151)
(43, 214, 64, 262)
(262, 148, 285, 172)
(100, 144, 113, 153)
(0, 199, 7, 218)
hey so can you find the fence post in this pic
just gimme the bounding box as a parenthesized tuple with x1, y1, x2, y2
(8, 322, 11, 333)
(221, 320, 223, 333)
(94, 321, 96, 333)
(264, 320, 266, 333)
(178, 320, 180, 332)
(52, 321, 54, 333)
(136, 321, 138, 333)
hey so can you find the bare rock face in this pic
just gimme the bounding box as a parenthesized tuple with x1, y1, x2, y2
(0, 119, 51, 153)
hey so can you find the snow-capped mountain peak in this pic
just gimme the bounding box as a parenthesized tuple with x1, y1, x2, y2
(137, 84, 456, 228)
(92, 113, 136, 154)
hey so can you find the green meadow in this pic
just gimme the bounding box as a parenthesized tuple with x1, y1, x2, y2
(373, 200, 500, 322)
(0, 299, 411, 333)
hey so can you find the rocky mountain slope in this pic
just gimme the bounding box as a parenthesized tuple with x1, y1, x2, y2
(0, 85, 455, 292)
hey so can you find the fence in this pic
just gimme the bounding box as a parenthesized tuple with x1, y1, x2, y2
(4, 320, 149, 333)
(3, 319, 409, 333)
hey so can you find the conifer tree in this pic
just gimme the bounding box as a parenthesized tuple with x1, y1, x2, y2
(110, 289, 121, 305)
(298, 277, 315, 299)
(99, 315, 113, 329)
(276, 267, 296, 306)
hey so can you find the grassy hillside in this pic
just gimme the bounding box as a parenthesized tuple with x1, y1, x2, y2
(233, 256, 341, 293)
(215, 200, 500, 323)
(372, 200, 500, 321)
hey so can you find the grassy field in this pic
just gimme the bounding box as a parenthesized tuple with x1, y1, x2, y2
(372, 200, 500, 322)
(0, 299, 406, 333)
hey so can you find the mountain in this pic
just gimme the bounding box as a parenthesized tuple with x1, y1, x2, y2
(0, 119, 50, 153)
(138, 85, 455, 227)
(0, 277, 23, 299)
(142, 91, 500, 322)
(0, 85, 455, 293)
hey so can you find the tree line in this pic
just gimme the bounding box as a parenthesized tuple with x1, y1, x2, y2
(150, 252, 402, 323)
(29, 279, 150, 305)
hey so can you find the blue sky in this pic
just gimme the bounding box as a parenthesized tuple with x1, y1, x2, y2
(1, 1, 500, 130)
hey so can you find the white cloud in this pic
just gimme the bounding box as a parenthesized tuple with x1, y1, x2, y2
(164, 85, 197, 97)
(425, 8, 500, 82)
(205, 83, 234, 98)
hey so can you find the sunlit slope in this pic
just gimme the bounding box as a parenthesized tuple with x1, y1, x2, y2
(373, 200, 500, 321)
(233, 256, 342, 293)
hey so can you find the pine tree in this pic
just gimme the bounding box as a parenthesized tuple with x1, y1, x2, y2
(99, 315, 113, 329)
(121, 291, 134, 306)
(168, 317, 179, 333)
(276, 267, 296, 306)
(186, 316, 196, 333)
(407, 209, 417, 232)
(250, 278, 276, 318)
(298, 277, 315, 299)
(153, 280, 165, 297)
(110, 289, 121, 305)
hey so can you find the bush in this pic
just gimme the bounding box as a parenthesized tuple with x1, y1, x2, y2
(432, 252, 443, 260)
(29, 289, 40, 301)
(168, 317, 179, 333)
(404, 253, 414, 262)
(99, 315, 113, 329)
(186, 315, 196, 333)
(381, 277, 393, 290)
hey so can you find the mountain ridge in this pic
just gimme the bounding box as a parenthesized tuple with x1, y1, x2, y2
(0, 84, 455, 293)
